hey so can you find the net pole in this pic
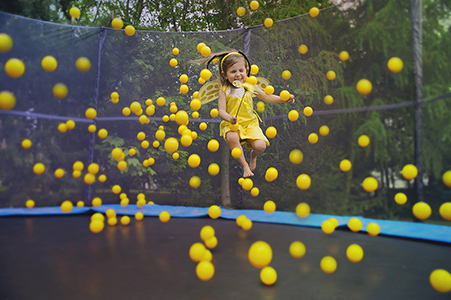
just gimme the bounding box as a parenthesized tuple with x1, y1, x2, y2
(410, 0, 424, 206)
(84, 27, 107, 203)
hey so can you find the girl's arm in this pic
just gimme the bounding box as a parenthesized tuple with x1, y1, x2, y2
(218, 89, 237, 124)
(254, 85, 295, 103)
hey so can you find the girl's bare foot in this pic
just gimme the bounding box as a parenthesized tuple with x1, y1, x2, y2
(249, 150, 257, 171)
(243, 164, 254, 178)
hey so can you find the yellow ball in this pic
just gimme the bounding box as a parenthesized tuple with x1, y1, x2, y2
(250, 187, 259, 197)
(210, 108, 219, 118)
(289, 241, 306, 258)
(112, 185, 121, 194)
(320, 256, 337, 274)
(439, 202, 451, 221)
(121, 107, 131, 116)
(238, 178, 244, 185)
(346, 244, 364, 263)
(189, 176, 201, 189)
(54, 168, 65, 178)
(0, 33, 13, 53)
(141, 140, 150, 149)
(319, 125, 329, 136)
(107, 217, 117, 226)
(280, 90, 290, 101)
(200, 68, 212, 81)
(208, 163, 220, 176)
(282, 70, 291, 80)
(362, 177, 378, 192)
(76, 201, 85, 207)
(250, 0, 259, 10)
(348, 217, 362, 232)
(139, 115, 148, 124)
(402, 164, 418, 180)
(339, 51, 349, 61)
(248, 241, 272, 269)
(264, 18, 274, 28)
(289, 149, 304, 165)
(53, 83, 68, 99)
(117, 160, 127, 171)
(189, 243, 207, 264)
(296, 174, 311, 190)
(308, 133, 318, 144)
(237, 7, 246, 16)
(85, 108, 97, 120)
(366, 222, 380, 236)
(89, 220, 104, 233)
(309, 7, 320, 18)
(231, 147, 242, 159)
(413, 202, 432, 220)
(41, 56, 57, 72)
(120, 198, 129, 206)
(98, 129, 108, 139)
(249, 64, 259, 75)
(163, 137, 178, 153)
(358, 135, 370, 147)
(135, 212, 144, 221)
(208, 205, 221, 219)
(175, 110, 189, 125)
(25, 200, 35, 208)
(159, 211, 170, 223)
(21, 139, 32, 149)
(92, 197, 102, 207)
(205, 236, 218, 249)
(33, 163, 45, 175)
(387, 57, 403, 73)
(266, 126, 277, 139)
(190, 99, 201, 111)
(443, 170, 451, 187)
(326, 70, 336, 80)
(169, 58, 178, 67)
(196, 42, 206, 53)
(200, 225, 215, 242)
(260, 266, 277, 286)
(4, 58, 25, 78)
(246, 76, 258, 85)
(179, 84, 189, 94)
(172, 47, 179, 55)
(242, 178, 253, 191)
(180, 134, 192, 147)
(152, 141, 160, 149)
(356, 79, 372, 95)
(200, 249, 213, 262)
(430, 269, 451, 293)
(296, 202, 310, 218)
(236, 215, 247, 227)
(265, 85, 275, 95)
(84, 173, 95, 184)
(0, 91, 16, 110)
(303, 106, 313, 117)
(340, 159, 352, 172)
(155, 129, 166, 141)
(120, 215, 130, 225)
(242, 218, 253, 231)
(146, 105, 155, 116)
(263, 201, 276, 213)
(61, 200, 73, 213)
(288, 110, 299, 122)
(324, 95, 334, 105)
(321, 220, 335, 234)
(75, 57, 91, 72)
(298, 44, 308, 54)
(91, 213, 104, 222)
(394, 192, 407, 205)
(111, 18, 123, 30)
(201, 46, 211, 57)
(198, 123, 207, 131)
(73, 161, 84, 171)
(188, 154, 201, 168)
(106, 209, 116, 219)
(69, 6, 81, 18)
(196, 261, 215, 281)
(205, 139, 219, 153)
(124, 25, 135, 36)
(66, 120, 75, 130)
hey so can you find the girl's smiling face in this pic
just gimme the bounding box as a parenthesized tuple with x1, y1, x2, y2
(223, 60, 248, 85)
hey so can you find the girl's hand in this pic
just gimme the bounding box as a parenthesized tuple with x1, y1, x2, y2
(287, 94, 295, 103)
(230, 115, 238, 124)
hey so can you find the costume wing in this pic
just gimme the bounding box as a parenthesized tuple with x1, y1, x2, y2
(256, 77, 270, 91)
(199, 81, 221, 105)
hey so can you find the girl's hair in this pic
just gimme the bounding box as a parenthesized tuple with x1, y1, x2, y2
(191, 50, 250, 88)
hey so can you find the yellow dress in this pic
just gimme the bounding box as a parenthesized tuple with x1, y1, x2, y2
(219, 86, 269, 149)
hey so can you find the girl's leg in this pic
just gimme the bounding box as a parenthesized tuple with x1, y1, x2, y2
(248, 139, 266, 171)
(226, 131, 254, 177)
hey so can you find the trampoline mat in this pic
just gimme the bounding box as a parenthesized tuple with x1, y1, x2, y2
(0, 215, 450, 300)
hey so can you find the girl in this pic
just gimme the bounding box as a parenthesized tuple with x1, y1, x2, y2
(207, 50, 295, 178)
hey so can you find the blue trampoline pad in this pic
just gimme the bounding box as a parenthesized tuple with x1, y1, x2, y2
(0, 206, 90, 216)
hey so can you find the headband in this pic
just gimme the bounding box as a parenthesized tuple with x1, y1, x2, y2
(207, 51, 251, 76)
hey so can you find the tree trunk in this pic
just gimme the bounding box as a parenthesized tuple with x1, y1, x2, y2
(220, 143, 231, 208)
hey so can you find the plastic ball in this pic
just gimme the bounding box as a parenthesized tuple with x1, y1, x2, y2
(264, 201, 276, 213)
(264, 18, 274, 28)
(205, 236, 218, 249)
(320, 256, 337, 274)
(200, 225, 215, 242)
(107, 217, 117, 226)
(326, 70, 336, 81)
(298, 44, 308, 54)
(105, 209, 116, 219)
(246, 76, 258, 85)
(308, 133, 318, 144)
(196, 42, 206, 53)
(288, 110, 299, 121)
(190, 243, 206, 262)
(303, 106, 313, 117)
(139, 115, 148, 124)
(172, 47, 179, 55)
(75, 57, 91, 72)
(208, 205, 221, 219)
(321, 220, 335, 234)
(309, 7, 319, 17)
(91, 197, 102, 207)
(280, 90, 290, 101)
(0, 33, 13, 53)
(111, 18, 123, 30)
(189, 99, 201, 112)
(25, 200, 35, 208)
(133, 212, 143, 221)
(348, 217, 362, 232)
(231, 147, 242, 159)
(329, 218, 339, 228)
(324, 95, 334, 105)
(175, 110, 189, 126)
(61, 200, 73, 213)
(117, 160, 127, 171)
(65, 120, 75, 130)
(394, 192, 407, 205)
(438, 202, 451, 221)
(91, 213, 104, 222)
(201, 46, 211, 57)
(339, 51, 349, 61)
(85, 108, 97, 120)
(41, 56, 57, 72)
(296, 174, 311, 190)
(266, 126, 277, 139)
(289, 149, 303, 165)
(196, 261, 215, 281)
(362, 177, 378, 192)
(164, 137, 179, 153)
(430, 269, 451, 293)
(236, 215, 247, 227)
(54, 168, 65, 178)
(73, 161, 84, 171)
(319, 125, 329, 136)
(387, 57, 403, 73)
(242, 178, 253, 191)
(265, 85, 275, 95)
(340, 159, 352, 172)
(250, 64, 259, 75)
(179, 84, 189, 95)
(84, 173, 95, 184)
(412, 202, 432, 220)
(88, 163, 99, 175)
(289, 241, 306, 258)
(169, 58, 178, 67)
(189, 176, 201, 189)
(198, 122, 207, 131)
(358, 135, 370, 147)
(4, 58, 25, 78)
(200, 249, 212, 262)
(248, 241, 272, 269)
(250, 187, 259, 197)
(57, 123, 67, 133)
(442, 170, 451, 187)
(282, 70, 291, 80)
(346, 244, 364, 263)
(207, 139, 219, 152)
(402, 164, 418, 180)
(76, 201, 84, 207)
(0, 91, 16, 110)
(367, 222, 381, 236)
(124, 25, 135, 36)
(120, 215, 130, 225)
(112, 185, 121, 194)
(188, 154, 201, 168)
(356, 79, 372, 95)
(260, 266, 277, 286)
(157, 211, 169, 223)
(241, 219, 253, 231)
(53, 83, 68, 99)
(33, 163, 45, 175)
(180, 134, 192, 147)
(120, 107, 130, 116)
(141, 140, 150, 149)
(296, 202, 310, 218)
(237, 7, 246, 16)
(120, 198, 129, 206)
(68, 6, 81, 18)
(89, 220, 104, 234)
(200, 69, 212, 81)
(208, 163, 220, 176)
(210, 108, 219, 118)
(250, 0, 259, 10)
(21, 139, 32, 149)
(72, 170, 81, 178)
